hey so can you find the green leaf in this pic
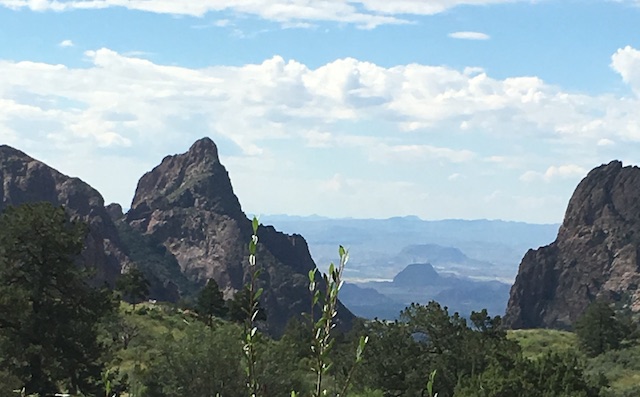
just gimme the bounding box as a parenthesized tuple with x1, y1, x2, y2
(308, 269, 316, 283)
(252, 216, 259, 234)
(426, 369, 437, 397)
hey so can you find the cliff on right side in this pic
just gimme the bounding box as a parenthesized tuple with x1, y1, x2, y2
(504, 160, 640, 329)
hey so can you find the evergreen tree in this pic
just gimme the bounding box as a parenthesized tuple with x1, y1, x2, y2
(0, 203, 114, 395)
(195, 278, 228, 326)
(228, 286, 266, 323)
(575, 299, 626, 357)
(116, 266, 150, 310)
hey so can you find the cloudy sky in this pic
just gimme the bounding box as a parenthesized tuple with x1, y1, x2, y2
(1, 0, 639, 223)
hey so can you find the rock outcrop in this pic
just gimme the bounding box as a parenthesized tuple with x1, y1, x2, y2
(0, 145, 128, 284)
(504, 161, 640, 329)
(126, 138, 354, 335)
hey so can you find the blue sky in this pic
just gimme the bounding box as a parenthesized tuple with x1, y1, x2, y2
(1, 0, 640, 223)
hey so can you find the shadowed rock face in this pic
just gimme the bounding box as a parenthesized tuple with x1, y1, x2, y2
(504, 161, 640, 329)
(126, 138, 354, 335)
(0, 145, 128, 285)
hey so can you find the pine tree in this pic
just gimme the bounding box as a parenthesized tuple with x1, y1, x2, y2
(116, 266, 150, 310)
(574, 299, 626, 356)
(0, 203, 114, 395)
(195, 278, 228, 326)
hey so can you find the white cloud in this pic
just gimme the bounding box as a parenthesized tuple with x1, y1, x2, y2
(321, 173, 351, 193)
(58, 39, 74, 47)
(597, 138, 615, 146)
(2, 48, 639, 155)
(611, 45, 640, 95)
(520, 164, 587, 183)
(0, 0, 531, 28)
(371, 144, 476, 163)
(448, 31, 490, 40)
(544, 164, 586, 180)
(1, 46, 640, 219)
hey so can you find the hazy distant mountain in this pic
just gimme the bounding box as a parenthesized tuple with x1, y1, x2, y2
(261, 215, 559, 282)
(392, 263, 440, 286)
(340, 262, 511, 320)
(339, 283, 405, 319)
(383, 244, 498, 280)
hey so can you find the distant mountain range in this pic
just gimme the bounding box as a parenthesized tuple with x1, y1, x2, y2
(6, 138, 640, 333)
(340, 262, 511, 320)
(257, 214, 559, 320)
(261, 214, 560, 283)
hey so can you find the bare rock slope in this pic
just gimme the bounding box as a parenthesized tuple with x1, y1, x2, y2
(0, 145, 128, 284)
(505, 161, 640, 329)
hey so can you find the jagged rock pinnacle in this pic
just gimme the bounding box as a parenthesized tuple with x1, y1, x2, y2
(187, 137, 220, 163)
(504, 160, 640, 329)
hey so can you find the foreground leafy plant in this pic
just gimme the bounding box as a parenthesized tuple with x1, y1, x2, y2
(243, 217, 263, 397)
(308, 246, 368, 397)
(239, 219, 368, 397)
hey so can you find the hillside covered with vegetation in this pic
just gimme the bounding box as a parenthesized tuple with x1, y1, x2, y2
(1, 203, 640, 397)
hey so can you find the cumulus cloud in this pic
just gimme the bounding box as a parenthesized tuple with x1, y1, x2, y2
(58, 39, 74, 47)
(3, 47, 640, 153)
(520, 165, 587, 183)
(597, 138, 615, 146)
(2, 47, 640, 154)
(1, 46, 640, 217)
(0, 0, 530, 28)
(611, 45, 640, 95)
(448, 31, 490, 40)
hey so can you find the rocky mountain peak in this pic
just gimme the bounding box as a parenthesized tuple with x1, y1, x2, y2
(0, 144, 28, 157)
(187, 137, 220, 163)
(124, 137, 354, 335)
(127, 137, 242, 226)
(504, 160, 640, 329)
(0, 139, 353, 335)
(560, 160, 640, 233)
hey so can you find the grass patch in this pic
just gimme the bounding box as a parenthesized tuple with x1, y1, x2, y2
(507, 328, 578, 359)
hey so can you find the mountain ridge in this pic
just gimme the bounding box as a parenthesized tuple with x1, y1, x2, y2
(0, 138, 354, 336)
(0, 144, 130, 285)
(505, 160, 640, 329)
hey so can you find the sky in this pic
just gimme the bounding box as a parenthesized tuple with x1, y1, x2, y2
(1, 1, 640, 224)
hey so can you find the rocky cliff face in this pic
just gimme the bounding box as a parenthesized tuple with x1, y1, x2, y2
(0, 145, 128, 284)
(126, 138, 354, 335)
(504, 161, 640, 329)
